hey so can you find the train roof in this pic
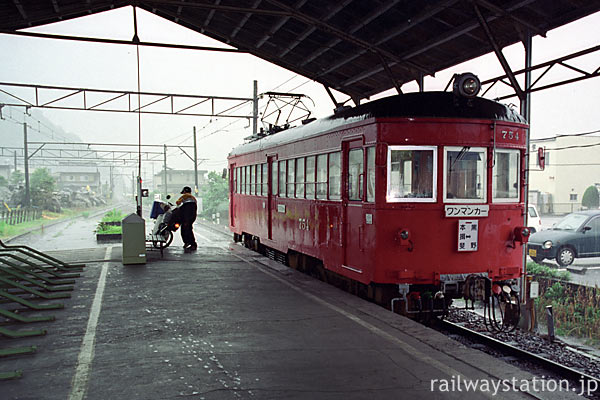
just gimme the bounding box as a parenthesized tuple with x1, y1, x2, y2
(229, 92, 526, 157)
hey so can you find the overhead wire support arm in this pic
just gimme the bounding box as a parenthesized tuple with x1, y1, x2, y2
(0, 82, 254, 118)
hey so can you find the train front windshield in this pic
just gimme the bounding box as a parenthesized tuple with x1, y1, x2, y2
(386, 146, 521, 204)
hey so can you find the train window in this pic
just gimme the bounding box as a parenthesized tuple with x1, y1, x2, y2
(444, 146, 486, 203)
(256, 165, 261, 195)
(250, 164, 255, 195)
(296, 157, 305, 198)
(241, 166, 246, 194)
(279, 160, 286, 197)
(366, 147, 375, 202)
(287, 159, 295, 198)
(262, 163, 268, 196)
(348, 149, 364, 201)
(235, 168, 239, 193)
(306, 156, 315, 199)
(246, 166, 250, 194)
(272, 161, 278, 196)
(387, 146, 436, 202)
(329, 152, 341, 200)
(493, 149, 519, 202)
(316, 154, 327, 199)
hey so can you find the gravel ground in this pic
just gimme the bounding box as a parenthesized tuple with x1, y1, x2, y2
(445, 309, 600, 398)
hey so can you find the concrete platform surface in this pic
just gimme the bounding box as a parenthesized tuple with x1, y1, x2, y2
(0, 226, 584, 399)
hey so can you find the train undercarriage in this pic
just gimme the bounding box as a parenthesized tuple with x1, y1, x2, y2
(235, 232, 521, 332)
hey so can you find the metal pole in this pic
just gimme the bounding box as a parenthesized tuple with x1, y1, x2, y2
(252, 80, 258, 136)
(13, 151, 17, 172)
(193, 127, 198, 194)
(546, 305, 555, 342)
(521, 32, 532, 305)
(23, 123, 30, 207)
(163, 144, 167, 199)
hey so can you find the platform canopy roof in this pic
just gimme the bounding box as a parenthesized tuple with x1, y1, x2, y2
(2, 0, 600, 101)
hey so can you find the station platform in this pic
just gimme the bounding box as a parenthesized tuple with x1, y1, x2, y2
(1, 224, 581, 400)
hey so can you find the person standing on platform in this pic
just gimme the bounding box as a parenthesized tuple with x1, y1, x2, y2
(176, 186, 197, 250)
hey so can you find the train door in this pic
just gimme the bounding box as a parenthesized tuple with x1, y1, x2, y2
(267, 156, 276, 240)
(229, 164, 235, 227)
(342, 138, 365, 275)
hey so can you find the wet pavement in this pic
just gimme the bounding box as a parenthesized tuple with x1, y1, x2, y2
(1, 222, 585, 399)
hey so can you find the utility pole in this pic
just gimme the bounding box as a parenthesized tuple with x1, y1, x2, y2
(109, 165, 114, 200)
(23, 123, 30, 207)
(13, 151, 17, 172)
(252, 80, 258, 136)
(163, 144, 167, 199)
(193, 127, 198, 194)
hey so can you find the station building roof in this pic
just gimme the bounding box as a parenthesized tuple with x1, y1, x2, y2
(2, 1, 600, 101)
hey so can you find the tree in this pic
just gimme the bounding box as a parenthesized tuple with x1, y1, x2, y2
(0, 175, 7, 187)
(582, 185, 600, 209)
(9, 170, 24, 186)
(200, 171, 229, 220)
(30, 168, 57, 208)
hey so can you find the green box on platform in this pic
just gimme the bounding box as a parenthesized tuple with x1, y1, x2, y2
(121, 213, 146, 265)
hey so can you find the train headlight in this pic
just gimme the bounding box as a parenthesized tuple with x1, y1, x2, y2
(453, 73, 481, 98)
(543, 240, 553, 249)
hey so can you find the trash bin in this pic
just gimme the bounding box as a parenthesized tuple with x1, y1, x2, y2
(122, 213, 146, 265)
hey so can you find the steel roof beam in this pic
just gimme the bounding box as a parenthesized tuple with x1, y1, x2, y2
(314, 0, 459, 79)
(300, 0, 401, 67)
(255, 0, 307, 49)
(473, 2, 525, 101)
(337, 0, 536, 91)
(475, 0, 546, 37)
(265, 0, 430, 76)
(278, 0, 352, 58)
(141, 0, 288, 17)
(201, 0, 220, 33)
(11, 0, 29, 25)
(0, 29, 246, 53)
(51, 0, 60, 15)
(231, 0, 263, 39)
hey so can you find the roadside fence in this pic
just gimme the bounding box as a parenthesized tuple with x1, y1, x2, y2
(0, 208, 43, 225)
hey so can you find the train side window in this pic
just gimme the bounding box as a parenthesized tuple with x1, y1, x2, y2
(306, 156, 315, 199)
(254, 164, 262, 196)
(262, 163, 268, 196)
(241, 166, 246, 195)
(387, 146, 437, 202)
(245, 166, 250, 194)
(444, 146, 486, 203)
(279, 160, 287, 197)
(250, 164, 255, 196)
(366, 147, 375, 202)
(329, 152, 341, 200)
(493, 149, 520, 202)
(272, 161, 278, 196)
(295, 157, 305, 198)
(316, 154, 327, 199)
(287, 159, 295, 198)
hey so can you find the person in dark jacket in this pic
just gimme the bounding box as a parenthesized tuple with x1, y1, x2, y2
(176, 186, 197, 250)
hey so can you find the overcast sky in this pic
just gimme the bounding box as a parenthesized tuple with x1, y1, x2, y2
(0, 6, 599, 177)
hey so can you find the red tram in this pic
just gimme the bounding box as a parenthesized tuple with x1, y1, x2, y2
(228, 76, 530, 327)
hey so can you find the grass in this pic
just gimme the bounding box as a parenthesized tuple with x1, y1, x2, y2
(526, 261, 570, 280)
(0, 206, 115, 240)
(96, 225, 122, 235)
(533, 278, 600, 347)
(101, 209, 124, 223)
(96, 209, 124, 235)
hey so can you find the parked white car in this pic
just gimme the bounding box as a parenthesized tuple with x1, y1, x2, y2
(528, 205, 543, 233)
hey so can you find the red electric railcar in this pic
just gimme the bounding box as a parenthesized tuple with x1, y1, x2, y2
(228, 81, 530, 325)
